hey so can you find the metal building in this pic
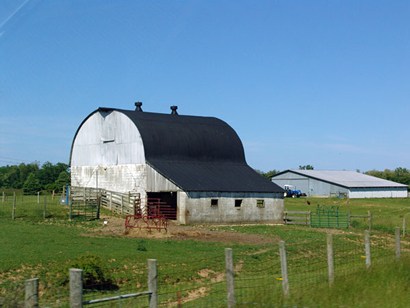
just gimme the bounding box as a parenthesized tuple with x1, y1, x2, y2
(70, 103, 284, 224)
(271, 169, 408, 198)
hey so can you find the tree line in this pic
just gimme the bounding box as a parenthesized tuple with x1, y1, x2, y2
(257, 166, 410, 186)
(0, 162, 70, 194)
(2, 162, 409, 194)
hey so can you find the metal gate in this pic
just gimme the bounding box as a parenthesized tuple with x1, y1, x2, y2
(310, 205, 349, 228)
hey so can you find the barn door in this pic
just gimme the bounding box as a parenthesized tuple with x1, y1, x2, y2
(147, 192, 177, 220)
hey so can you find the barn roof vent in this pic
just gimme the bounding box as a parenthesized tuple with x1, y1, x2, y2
(170, 105, 178, 115)
(135, 101, 143, 112)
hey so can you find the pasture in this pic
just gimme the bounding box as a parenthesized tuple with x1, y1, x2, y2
(0, 195, 410, 307)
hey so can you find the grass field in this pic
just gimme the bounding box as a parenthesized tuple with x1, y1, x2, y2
(1, 196, 410, 307)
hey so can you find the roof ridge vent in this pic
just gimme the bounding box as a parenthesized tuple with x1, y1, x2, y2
(135, 101, 143, 112)
(170, 105, 178, 115)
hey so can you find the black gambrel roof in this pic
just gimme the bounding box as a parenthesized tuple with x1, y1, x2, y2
(93, 107, 283, 193)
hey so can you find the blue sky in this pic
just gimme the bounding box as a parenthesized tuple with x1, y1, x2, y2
(1, 0, 409, 172)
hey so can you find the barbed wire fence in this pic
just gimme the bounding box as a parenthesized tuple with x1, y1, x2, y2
(3, 227, 408, 307)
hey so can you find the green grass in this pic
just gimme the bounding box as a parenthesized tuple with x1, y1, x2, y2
(1, 196, 410, 307)
(285, 197, 410, 233)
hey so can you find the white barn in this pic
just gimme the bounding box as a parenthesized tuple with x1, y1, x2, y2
(70, 103, 284, 224)
(271, 170, 408, 199)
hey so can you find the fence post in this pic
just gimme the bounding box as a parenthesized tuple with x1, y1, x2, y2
(327, 234, 334, 286)
(12, 192, 16, 220)
(37, 192, 40, 204)
(279, 241, 289, 296)
(43, 195, 47, 220)
(148, 259, 158, 308)
(403, 218, 406, 237)
(2, 191, 4, 203)
(225, 248, 236, 308)
(368, 211, 372, 232)
(364, 230, 371, 269)
(25, 278, 39, 308)
(395, 227, 401, 260)
(70, 268, 83, 308)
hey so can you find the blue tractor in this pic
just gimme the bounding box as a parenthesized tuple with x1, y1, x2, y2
(283, 184, 304, 198)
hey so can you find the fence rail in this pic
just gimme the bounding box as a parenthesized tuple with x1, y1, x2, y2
(284, 210, 311, 225)
(69, 187, 141, 220)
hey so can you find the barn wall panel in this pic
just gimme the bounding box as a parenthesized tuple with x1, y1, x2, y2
(71, 111, 145, 166)
(182, 192, 284, 224)
(71, 164, 146, 195)
(146, 165, 181, 192)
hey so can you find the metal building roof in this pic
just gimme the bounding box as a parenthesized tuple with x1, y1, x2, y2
(277, 170, 407, 189)
(76, 107, 283, 193)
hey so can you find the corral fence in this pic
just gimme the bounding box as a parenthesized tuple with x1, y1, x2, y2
(69, 186, 141, 220)
(0, 187, 142, 221)
(12, 227, 409, 307)
(284, 205, 372, 229)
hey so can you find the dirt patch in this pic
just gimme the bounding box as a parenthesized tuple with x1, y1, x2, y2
(90, 215, 277, 245)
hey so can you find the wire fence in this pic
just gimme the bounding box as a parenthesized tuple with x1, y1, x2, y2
(0, 191, 68, 221)
(3, 229, 408, 307)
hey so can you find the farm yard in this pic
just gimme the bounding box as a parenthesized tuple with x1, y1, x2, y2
(1, 193, 410, 307)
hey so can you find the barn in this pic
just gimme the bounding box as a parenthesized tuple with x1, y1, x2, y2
(271, 169, 408, 199)
(70, 103, 284, 224)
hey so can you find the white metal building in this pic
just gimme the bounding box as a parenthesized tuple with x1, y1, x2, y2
(70, 103, 284, 224)
(271, 170, 408, 198)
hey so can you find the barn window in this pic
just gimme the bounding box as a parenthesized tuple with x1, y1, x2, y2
(257, 200, 265, 208)
(235, 199, 242, 208)
(211, 199, 218, 207)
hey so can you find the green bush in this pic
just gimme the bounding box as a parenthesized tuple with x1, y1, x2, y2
(51, 254, 118, 291)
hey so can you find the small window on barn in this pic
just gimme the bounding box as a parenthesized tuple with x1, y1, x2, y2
(235, 199, 242, 208)
(211, 199, 218, 207)
(257, 200, 265, 208)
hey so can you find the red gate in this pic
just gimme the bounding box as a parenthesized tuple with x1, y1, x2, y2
(124, 198, 172, 232)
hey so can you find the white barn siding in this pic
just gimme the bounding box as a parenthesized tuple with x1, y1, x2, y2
(71, 164, 146, 196)
(146, 165, 181, 192)
(71, 110, 147, 195)
(349, 188, 408, 199)
(71, 111, 145, 166)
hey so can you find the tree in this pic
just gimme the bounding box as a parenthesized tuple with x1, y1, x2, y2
(23, 173, 42, 194)
(299, 165, 314, 170)
(52, 170, 71, 192)
(255, 169, 280, 180)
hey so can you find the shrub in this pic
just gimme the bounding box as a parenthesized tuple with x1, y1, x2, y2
(70, 254, 117, 290)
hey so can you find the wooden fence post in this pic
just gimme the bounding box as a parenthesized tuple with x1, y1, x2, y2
(2, 191, 4, 203)
(37, 192, 40, 204)
(25, 278, 39, 308)
(327, 234, 334, 286)
(70, 268, 83, 308)
(43, 195, 47, 220)
(364, 230, 371, 269)
(279, 241, 289, 296)
(148, 259, 158, 308)
(225, 248, 235, 308)
(395, 227, 401, 260)
(12, 192, 16, 220)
